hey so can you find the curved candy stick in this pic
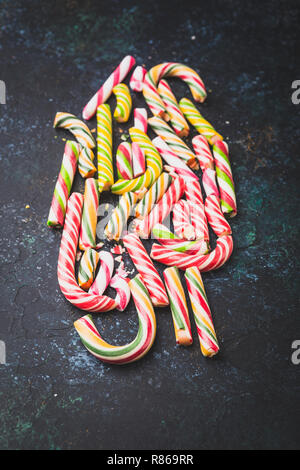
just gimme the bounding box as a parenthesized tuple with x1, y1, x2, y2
(134, 108, 148, 133)
(82, 55, 136, 120)
(204, 195, 232, 237)
(57, 193, 118, 312)
(172, 200, 195, 240)
(123, 233, 169, 307)
(105, 192, 138, 241)
(111, 127, 163, 195)
(185, 267, 219, 357)
(89, 251, 114, 296)
(116, 142, 133, 180)
(213, 140, 237, 217)
(112, 83, 132, 123)
(158, 79, 189, 137)
(152, 224, 209, 255)
(136, 176, 185, 238)
(47, 140, 80, 228)
(74, 274, 157, 364)
(148, 116, 198, 169)
(163, 267, 193, 346)
(109, 275, 131, 311)
(130, 66, 147, 92)
(152, 137, 198, 181)
(78, 146, 97, 178)
(53, 112, 95, 149)
(179, 98, 223, 145)
(192, 135, 214, 171)
(151, 235, 233, 271)
(78, 248, 99, 291)
(97, 104, 114, 190)
(79, 178, 99, 250)
(134, 172, 172, 219)
(143, 62, 207, 120)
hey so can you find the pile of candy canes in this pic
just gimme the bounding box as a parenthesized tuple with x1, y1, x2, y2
(48, 56, 237, 365)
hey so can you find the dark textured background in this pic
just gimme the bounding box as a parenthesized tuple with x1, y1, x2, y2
(0, 0, 299, 450)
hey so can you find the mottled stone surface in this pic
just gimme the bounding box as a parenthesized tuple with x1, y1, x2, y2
(0, 0, 299, 450)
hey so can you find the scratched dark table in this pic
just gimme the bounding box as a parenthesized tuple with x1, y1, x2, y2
(0, 0, 299, 450)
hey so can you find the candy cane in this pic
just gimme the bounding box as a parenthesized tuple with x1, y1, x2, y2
(111, 127, 163, 195)
(152, 224, 209, 255)
(53, 112, 96, 149)
(112, 83, 132, 123)
(97, 104, 114, 191)
(116, 142, 133, 180)
(134, 108, 148, 133)
(82, 55, 136, 120)
(202, 168, 219, 198)
(57, 193, 118, 312)
(123, 233, 169, 307)
(105, 192, 138, 241)
(157, 79, 189, 137)
(172, 199, 195, 240)
(213, 140, 237, 217)
(143, 62, 207, 120)
(78, 146, 97, 178)
(150, 235, 233, 271)
(136, 176, 185, 238)
(204, 194, 232, 237)
(132, 142, 146, 177)
(185, 267, 219, 357)
(47, 140, 80, 228)
(89, 251, 114, 296)
(134, 172, 173, 219)
(163, 267, 193, 346)
(130, 66, 147, 92)
(74, 275, 157, 364)
(148, 116, 198, 169)
(179, 98, 223, 145)
(79, 178, 99, 250)
(184, 180, 209, 241)
(78, 248, 99, 291)
(109, 275, 131, 311)
(152, 137, 198, 181)
(192, 135, 214, 171)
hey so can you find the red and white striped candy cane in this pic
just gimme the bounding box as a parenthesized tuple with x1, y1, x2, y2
(172, 200, 195, 240)
(184, 180, 209, 241)
(134, 108, 148, 133)
(202, 168, 220, 198)
(204, 195, 232, 237)
(150, 235, 233, 271)
(123, 232, 169, 307)
(132, 142, 146, 177)
(136, 176, 185, 238)
(192, 135, 214, 171)
(82, 56, 136, 120)
(129, 66, 147, 92)
(89, 251, 114, 296)
(57, 193, 118, 312)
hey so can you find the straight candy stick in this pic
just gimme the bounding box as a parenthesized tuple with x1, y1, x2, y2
(163, 267, 193, 346)
(185, 267, 219, 357)
(82, 55, 136, 120)
(97, 104, 114, 191)
(47, 140, 80, 228)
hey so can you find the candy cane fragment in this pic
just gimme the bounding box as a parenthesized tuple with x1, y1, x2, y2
(53, 112, 95, 149)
